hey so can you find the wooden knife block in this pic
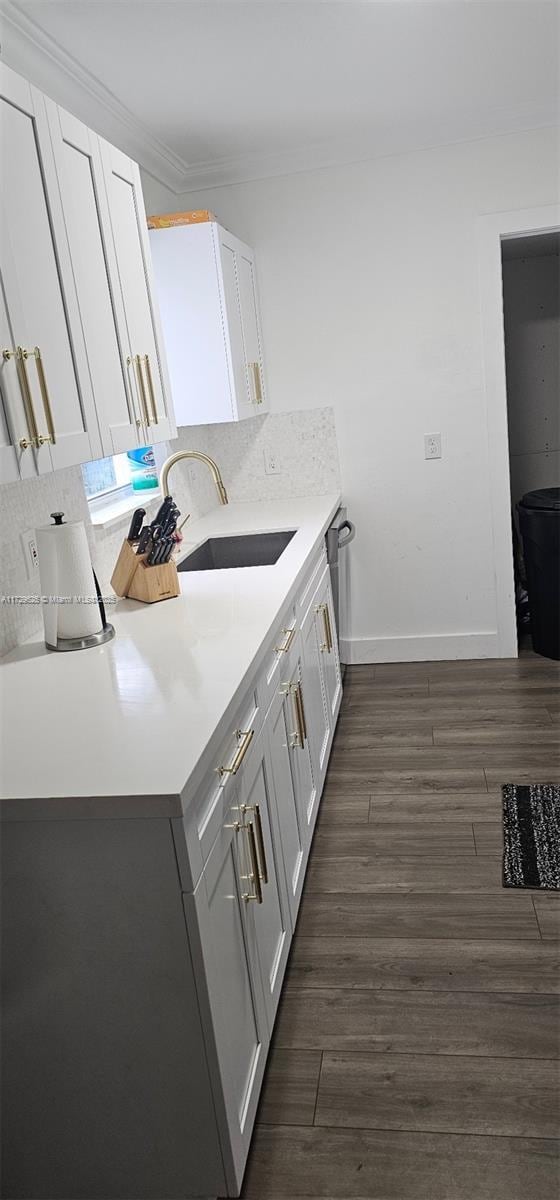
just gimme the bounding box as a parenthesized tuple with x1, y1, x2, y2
(111, 539, 180, 604)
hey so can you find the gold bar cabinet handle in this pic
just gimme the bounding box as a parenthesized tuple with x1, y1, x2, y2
(31, 347, 56, 444)
(217, 728, 255, 777)
(143, 354, 159, 424)
(128, 355, 150, 428)
(295, 682, 307, 745)
(275, 625, 296, 654)
(2, 348, 33, 449)
(241, 804, 268, 884)
(15, 347, 40, 448)
(317, 603, 333, 652)
(290, 683, 304, 748)
(249, 361, 263, 404)
(323, 602, 333, 652)
(242, 822, 263, 904)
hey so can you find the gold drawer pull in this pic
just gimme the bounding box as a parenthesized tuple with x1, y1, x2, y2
(275, 625, 296, 654)
(249, 361, 263, 404)
(143, 353, 158, 424)
(242, 803, 268, 884)
(218, 728, 254, 776)
(242, 821, 263, 904)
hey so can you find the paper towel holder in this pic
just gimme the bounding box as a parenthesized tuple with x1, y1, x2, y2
(44, 512, 115, 652)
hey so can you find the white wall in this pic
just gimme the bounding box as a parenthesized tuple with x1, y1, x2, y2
(143, 125, 559, 662)
(503, 253, 560, 509)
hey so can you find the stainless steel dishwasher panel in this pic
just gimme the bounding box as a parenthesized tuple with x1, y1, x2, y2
(326, 507, 356, 652)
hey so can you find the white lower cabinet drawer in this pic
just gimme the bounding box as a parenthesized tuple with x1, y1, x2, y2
(172, 687, 260, 890)
(257, 602, 297, 715)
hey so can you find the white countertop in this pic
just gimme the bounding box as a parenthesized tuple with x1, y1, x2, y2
(0, 494, 341, 817)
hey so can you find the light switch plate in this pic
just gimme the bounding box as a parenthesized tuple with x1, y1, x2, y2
(424, 433, 442, 459)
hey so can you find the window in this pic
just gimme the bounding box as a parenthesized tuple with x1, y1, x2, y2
(82, 452, 133, 500)
(82, 444, 168, 525)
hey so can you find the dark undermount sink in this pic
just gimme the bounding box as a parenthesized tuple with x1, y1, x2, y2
(177, 530, 297, 572)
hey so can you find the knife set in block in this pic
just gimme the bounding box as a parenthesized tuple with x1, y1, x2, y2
(111, 539, 180, 604)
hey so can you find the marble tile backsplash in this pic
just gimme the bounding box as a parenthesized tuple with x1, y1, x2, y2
(0, 406, 339, 656)
(204, 407, 340, 503)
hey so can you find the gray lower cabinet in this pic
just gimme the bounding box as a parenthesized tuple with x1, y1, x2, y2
(1, 817, 226, 1200)
(1, 548, 342, 1200)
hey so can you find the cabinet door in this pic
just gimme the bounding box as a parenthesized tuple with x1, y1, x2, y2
(315, 570, 343, 726)
(46, 103, 141, 455)
(99, 139, 176, 444)
(236, 725, 291, 1028)
(300, 590, 331, 793)
(190, 811, 268, 1191)
(217, 231, 254, 420)
(149, 223, 235, 425)
(266, 684, 306, 925)
(236, 244, 267, 412)
(0, 67, 100, 473)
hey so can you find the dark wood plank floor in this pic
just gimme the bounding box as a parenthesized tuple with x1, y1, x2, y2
(241, 651, 560, 1200)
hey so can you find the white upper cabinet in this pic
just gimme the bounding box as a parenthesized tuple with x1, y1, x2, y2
(0, 66, 101, 480)
(99, 141, 175, 444)
(0, 64, 175, 485)
(45, 104, 141, 455)
(149, 221, 268, 426)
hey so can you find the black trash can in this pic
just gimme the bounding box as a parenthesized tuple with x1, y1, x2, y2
(517, 487, 560, 660)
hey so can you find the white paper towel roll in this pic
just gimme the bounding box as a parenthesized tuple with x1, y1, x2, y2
(37, 518, 103, 646)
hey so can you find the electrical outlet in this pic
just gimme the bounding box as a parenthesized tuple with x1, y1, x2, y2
(21, 530, 40, 579)
(424, 433, 442, 460)
(264, 446, 281, 475)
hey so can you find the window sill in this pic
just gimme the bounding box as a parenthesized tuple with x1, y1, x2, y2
(89, 489, 162, 530)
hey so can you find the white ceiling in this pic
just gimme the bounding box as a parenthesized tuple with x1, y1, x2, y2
(2, 0, 559, 192)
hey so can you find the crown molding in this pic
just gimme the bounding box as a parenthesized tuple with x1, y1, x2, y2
(1, 0, 557, 198)
(173, 112, 558, 195)
(0, 0, 191, 190)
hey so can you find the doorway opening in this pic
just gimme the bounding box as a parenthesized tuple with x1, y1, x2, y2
(501, 231, 560, 656)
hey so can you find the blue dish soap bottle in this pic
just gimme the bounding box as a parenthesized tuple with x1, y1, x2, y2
(127, 446, 158, 492)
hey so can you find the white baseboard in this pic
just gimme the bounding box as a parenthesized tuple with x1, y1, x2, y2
(339, 631, 501, 665)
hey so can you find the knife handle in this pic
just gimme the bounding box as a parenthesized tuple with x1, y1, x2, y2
(137, 527, 152, 555)
(127, 507, 146, 541)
